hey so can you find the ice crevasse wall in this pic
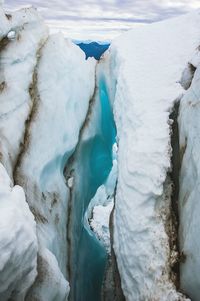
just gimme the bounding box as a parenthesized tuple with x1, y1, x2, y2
(1, 2, 200, 301)
(0, 4, 95, 300)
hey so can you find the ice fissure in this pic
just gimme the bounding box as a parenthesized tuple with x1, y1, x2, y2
(168, 100, 181, 288)
(65, 70, 98, 282)
(65, 64, 118, 301)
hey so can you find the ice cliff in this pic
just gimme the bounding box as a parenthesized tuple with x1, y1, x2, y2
(1, 2, 200, 301)
(0, 4, 95, 301)
(99, 11, 200, 301)
(178, 51, 200, 301)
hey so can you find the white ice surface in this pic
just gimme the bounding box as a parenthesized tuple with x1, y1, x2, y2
(0, 7, 48, 178)
(90, 200, 114, 253)
(85, 157, 117, 253)
(101, 11, 200, 301)
(0, 7, 9, 38)
(26, 247, 70, 301)
(0, 163, 37, 301)
(2, 3, 200, 301)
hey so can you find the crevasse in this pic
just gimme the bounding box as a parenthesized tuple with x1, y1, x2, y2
(66, 69, 117, 301)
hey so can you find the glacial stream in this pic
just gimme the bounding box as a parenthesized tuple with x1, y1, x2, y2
(67, 74, 116, 301)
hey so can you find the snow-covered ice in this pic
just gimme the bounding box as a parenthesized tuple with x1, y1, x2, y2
(0, 6, 48, 178)
(1, 2, 200, 300)
(0, 163, 37, 300)
(100, 10, 200, 301)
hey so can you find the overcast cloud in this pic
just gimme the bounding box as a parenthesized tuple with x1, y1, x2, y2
(3, 0, 200, 40)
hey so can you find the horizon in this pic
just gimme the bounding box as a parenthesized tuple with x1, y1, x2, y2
(3, 1, 200, 41)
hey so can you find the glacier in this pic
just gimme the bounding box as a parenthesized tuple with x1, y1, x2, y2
(1, 2, 200, 301)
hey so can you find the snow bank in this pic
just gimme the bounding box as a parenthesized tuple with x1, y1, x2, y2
(0, 163, 37, 300)
(178, 55, 200, 300)
(100, 11, 200, 301)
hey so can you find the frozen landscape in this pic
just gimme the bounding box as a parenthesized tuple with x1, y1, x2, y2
(1, 1, 200, 301)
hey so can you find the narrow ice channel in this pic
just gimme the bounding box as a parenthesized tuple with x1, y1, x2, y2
(67, 74, 117, 301)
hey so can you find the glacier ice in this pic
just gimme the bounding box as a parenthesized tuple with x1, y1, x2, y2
(99, 10, 200, 301)
(13, 32, 95, 300)
(1, 3, 200, 301)
(0, 163, 37, 300)
(0, 4, 95, 301)
(0, 7, 48, 178)
(178, 57, 200, 301)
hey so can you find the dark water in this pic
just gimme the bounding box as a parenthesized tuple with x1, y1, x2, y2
(76, 42, 110, 60)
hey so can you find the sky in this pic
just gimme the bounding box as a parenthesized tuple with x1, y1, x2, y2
(3, 0, 200, 41)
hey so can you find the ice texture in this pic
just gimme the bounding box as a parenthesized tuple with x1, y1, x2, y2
(14, 33, 95, 299)
(0, 163, 38, 300)
(0, 4, 95, 300)
(1, 2, 200, 300)
(100, 11, 200, 301)
(179, 57, 200, 301)
(0, 6, 48, 178)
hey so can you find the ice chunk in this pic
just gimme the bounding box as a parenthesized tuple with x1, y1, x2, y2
(7, 30, 16, 39)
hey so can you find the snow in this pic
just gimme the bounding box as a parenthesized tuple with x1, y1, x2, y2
(67, 176, 74, 188)
(85, 156, 117, 252)
(90, 200, 114, 253)
(100, 11, 200, 301)
(178, 58, 200, 301)
(82, 65, 118, 254)
(7, 30, 16, 39)
(0, 163, 38, 300)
